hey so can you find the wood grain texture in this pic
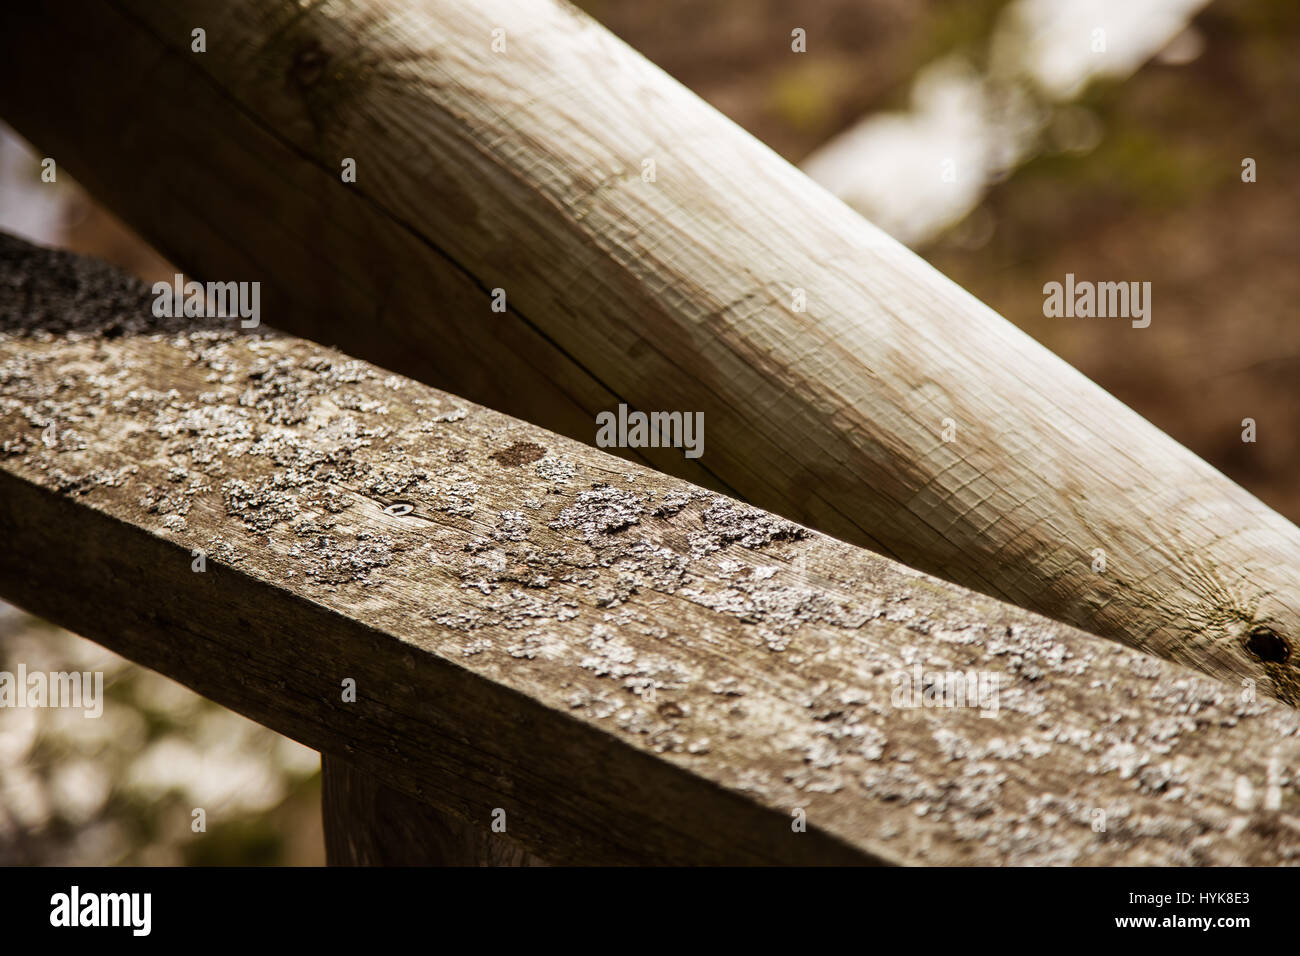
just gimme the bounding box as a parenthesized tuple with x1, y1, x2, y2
(1, 0, 1298, 703)
(322, 754, 545, 865)
(3, 233, 1300, 865)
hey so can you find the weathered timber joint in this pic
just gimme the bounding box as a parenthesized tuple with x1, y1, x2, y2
(3, 0, 1299, 708)
(3, 233, 1300, 864)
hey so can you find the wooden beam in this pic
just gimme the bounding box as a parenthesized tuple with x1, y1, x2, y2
(321, 755, 545, 866)
(3, 232, 1300, 864)
(2, 0, 1296, 702)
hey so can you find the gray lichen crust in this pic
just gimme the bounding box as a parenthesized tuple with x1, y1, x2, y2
(2, 233, 1299, 865)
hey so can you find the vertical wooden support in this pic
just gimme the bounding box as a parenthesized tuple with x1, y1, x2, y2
(321, 755, 546, 866)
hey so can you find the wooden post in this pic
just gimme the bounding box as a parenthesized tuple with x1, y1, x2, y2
(3, 232, 1300, 865)
(3, 1, 1298, 702)
(321, 755, 544, 865)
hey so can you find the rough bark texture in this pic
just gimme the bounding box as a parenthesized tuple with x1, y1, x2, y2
(2, 0, 1298, 704)
(2, 233, 1300, 865)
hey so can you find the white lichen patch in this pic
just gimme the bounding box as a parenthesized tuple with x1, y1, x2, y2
(550, 484, 646, 537)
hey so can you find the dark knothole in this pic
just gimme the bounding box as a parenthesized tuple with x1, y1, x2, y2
(1246, 626, 1290, 664)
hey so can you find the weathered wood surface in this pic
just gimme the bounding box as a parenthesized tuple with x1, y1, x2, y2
(3, 233, 1300, 865)
(321, 755, 545, 865)
(2, 1, 1298, 703)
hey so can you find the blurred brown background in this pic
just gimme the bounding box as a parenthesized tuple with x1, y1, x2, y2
(0, 0, 1295, 864)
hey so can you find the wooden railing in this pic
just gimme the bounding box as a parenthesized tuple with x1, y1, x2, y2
(2, 232, 1299, 865)
(0, 0, 1298, 864)
(4, 0, 1300, 703)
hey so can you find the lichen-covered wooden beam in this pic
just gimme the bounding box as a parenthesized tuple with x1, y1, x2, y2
(2, 233, 1300, 865)
(2, 1, 1299, 703)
